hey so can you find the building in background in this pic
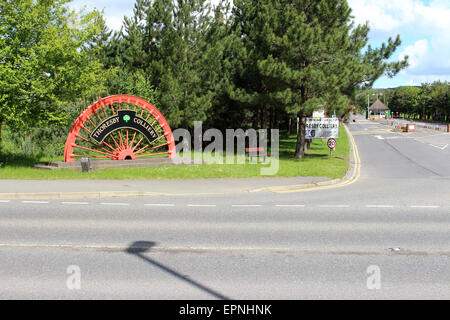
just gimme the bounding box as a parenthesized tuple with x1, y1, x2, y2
(369, 99, 391, 120)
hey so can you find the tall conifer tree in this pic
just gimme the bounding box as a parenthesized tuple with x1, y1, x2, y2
(229, 0, 408, 158)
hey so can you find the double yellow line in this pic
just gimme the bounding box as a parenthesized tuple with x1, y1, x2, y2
(276, 125, 361, 193)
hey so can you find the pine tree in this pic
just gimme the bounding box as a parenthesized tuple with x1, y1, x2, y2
(229, 0, 408, 158)
(112, 0, 225, 129)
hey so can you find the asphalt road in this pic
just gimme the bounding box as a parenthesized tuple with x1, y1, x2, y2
(0, 118, 449, 299)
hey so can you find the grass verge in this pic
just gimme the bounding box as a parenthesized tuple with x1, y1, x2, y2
(0, 125, 350, 180)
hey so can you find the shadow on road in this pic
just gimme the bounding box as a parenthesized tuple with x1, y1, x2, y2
(125, 241, 230, 300)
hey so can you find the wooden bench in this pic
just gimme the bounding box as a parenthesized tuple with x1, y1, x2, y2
(246, 147, 267, 163)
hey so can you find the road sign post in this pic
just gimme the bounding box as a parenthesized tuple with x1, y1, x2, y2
(327, 138, 337, 157)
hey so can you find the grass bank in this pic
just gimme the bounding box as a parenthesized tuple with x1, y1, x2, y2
(0, 125, 350, 180)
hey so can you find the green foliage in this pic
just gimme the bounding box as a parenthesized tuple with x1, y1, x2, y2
(387, 82, 450, 121)
(227, 0, 407, 158)
(0, 0, 107, 132)
(0, 126, 350, 180)
(103, 0, 229, 129)
(0, 0, 412, 164)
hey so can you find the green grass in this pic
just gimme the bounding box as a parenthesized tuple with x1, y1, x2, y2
(0, 125, 350, 180)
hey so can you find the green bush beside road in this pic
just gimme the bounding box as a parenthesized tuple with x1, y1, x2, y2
(0, 126, 350, 180)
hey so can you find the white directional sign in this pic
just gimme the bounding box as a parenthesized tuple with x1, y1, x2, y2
(313, 109, 325, 118)
(305, 118, 339, 139)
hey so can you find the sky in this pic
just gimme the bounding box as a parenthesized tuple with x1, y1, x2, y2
(70, 0, 450, 89)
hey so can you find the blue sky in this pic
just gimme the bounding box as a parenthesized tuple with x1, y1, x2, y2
(70, 0, 450, 89)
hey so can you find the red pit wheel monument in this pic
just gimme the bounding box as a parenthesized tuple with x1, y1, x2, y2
(64, 95, 176, 162)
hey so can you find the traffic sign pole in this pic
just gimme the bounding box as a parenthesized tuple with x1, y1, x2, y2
(327, 138, 337, 157)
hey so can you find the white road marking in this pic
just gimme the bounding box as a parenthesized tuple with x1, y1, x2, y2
(374, 135, 384, 140)
(232, 205, 262, 208)
(0, 200, 10, 203)
(100, 203, 129, 206)
(275, 205, 306, 208)
(144, 204, 175, 207)
(319, 205, 350, 208)
(21, 201, 49, 204)
(429, 143, 448, 150)
(62, 202, 89, 205)
(366, 205, 394, 208)
(187, 204, 217, 207)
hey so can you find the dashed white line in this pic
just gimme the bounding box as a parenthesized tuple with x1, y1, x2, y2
(232, 205, 262, 208)
(62, 202, 89, 205)
(0, 200, 10, 203)
(21, 201, 49, 204)
(100, 203, 129, 206)
(187, 204, 217, 207)
(275, 205, 306, 208)
(319, 205, 350, 208)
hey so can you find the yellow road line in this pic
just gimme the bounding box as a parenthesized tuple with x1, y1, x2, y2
(275, 125, 361, 193)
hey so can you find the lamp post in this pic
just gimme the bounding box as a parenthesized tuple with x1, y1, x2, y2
(367, 93, 376, 119)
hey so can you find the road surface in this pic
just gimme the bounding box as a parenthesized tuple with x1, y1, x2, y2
(0, 118, 449, 299)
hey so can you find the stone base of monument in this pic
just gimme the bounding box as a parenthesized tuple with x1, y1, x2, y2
(33, 157, 196, 171)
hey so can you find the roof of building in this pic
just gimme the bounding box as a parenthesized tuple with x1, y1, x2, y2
(369, 99, 390, 111)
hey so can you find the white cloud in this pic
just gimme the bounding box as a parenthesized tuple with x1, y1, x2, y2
(349, 0, 450, 86)
(399, 39, 428, 70)
(348, 0, 450, 33)
(349, 0, 402, 31)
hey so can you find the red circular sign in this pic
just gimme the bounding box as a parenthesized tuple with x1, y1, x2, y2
(327, 138, 337, 150)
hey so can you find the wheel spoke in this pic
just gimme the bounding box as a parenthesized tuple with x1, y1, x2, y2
(72, 154, 110, 159)
(103, 140, 116, 152)
(80, 125, 92, 134)
(134, 144, 150, 155)
(135, 142, 169, 155)
(101, 103, 108, 118)
(87, 116, 96, 128)
(75, 134, 115, 154)
(132, 137, 144, 152)
(108, 132, 120, 148)
(118, 130, 124, 148)
(72, 145, 114, 157)
(93, 110, 102, 122)
(129, 132, 137, 148)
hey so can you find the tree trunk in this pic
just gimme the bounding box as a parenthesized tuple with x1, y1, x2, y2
(252, 108, 259, 129)
(294, 114, 306, 159)
(304, 139, 311, 152)
(269, 105, 274, 130)
(260, 104, 266, 129)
